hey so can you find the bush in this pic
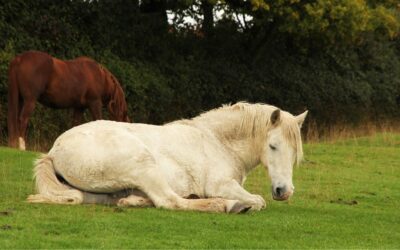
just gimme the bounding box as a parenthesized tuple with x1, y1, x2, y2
(0, 0, 399, 149)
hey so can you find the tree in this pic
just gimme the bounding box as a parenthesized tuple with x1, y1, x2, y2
(167, 0, 400, 48)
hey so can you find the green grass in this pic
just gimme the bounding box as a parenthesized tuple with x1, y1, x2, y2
(1, 133, 399, 248)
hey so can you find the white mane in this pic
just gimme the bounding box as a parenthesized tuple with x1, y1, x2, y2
(174, 102, 304, 165)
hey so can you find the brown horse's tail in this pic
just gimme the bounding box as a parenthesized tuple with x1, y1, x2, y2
(7, 58, 20, 148)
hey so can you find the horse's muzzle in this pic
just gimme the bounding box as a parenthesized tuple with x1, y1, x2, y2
(272, 186, 293, 201)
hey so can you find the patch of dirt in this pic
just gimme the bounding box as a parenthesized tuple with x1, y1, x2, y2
(330, 198, 358, 205)
(0, 211, 12, 216)
(1, 224, 12, 230)
(360, 191, 377, 196)
(44, 231, 60, 236)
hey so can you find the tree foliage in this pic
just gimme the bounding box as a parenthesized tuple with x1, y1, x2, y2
(174, 0, 400, 47)
(0, 0, 399, 146)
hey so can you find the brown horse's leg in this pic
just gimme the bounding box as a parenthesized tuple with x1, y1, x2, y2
(7, 99, 19, 148)
(7, 63, 20, 148)
(88, 100, 103, 120)
(18, 100, 36, 150)
(72, 108, 85, 126)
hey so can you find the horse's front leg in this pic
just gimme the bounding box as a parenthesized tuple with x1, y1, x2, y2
(125, 160, 250, 213)
(210, 180, 266, 211)
(72, 108, 85, 126)
(88, 100, 103, 120)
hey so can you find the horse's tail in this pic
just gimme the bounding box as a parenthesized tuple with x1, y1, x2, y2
(7, 57, 20, 148)
(27, 154, 83, 204)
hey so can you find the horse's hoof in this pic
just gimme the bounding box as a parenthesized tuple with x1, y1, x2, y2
(229, 202, 252, 214)
(18, 137, 26, 151)
(117, 198, 130, 207)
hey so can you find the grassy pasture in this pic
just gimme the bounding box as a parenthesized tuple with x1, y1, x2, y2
(0, 134, 399, 248)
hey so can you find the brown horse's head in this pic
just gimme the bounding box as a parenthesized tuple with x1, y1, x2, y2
(106, 72, 130, 122)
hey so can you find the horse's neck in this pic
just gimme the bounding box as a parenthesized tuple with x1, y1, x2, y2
(223, 138, 263, 174)
(192, 111, 264, 173)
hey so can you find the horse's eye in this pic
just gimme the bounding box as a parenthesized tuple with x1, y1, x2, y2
(269, 144, 277, 150)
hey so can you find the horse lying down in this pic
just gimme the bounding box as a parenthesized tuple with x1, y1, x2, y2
(28, 102, 308, 213)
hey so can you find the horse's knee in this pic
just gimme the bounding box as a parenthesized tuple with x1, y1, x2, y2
(227, 200, 252, 214)
(20, 101, 36, 118)
(183, 198, 251, 213)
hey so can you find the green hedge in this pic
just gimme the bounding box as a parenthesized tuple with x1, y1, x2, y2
(0, 0, 399, 148)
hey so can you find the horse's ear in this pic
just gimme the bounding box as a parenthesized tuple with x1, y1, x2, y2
(270, 109, 281, 126)
(296, 110, 308, 128)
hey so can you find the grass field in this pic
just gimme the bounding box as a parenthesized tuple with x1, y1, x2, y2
(0, 133, 399, 248)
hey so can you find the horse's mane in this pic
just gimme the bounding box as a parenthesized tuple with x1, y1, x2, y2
(110, 75, 125, 103)
(103, 68, 127, 120)
(111, 77, 127, 113)
(175, 102, 304, 165)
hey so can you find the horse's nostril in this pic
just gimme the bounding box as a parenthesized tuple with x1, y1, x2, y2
(275, 187, 283, 196)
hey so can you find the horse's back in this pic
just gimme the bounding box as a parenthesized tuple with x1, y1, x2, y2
(44, 54, 106, 107)
(11, 51, 53, 70)
(9, 51, 53, 95)
(50, 120, 173, 161)
(50, 120, 149, 158)
(72, 56, 97, 63)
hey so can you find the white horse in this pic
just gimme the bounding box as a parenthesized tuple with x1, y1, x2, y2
(28, 102, 308, 213)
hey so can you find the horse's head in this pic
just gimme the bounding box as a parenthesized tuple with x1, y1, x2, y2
(261, 109, 308, 201)
(106, 73, 130, 122)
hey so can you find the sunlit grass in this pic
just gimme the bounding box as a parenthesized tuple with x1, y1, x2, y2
(0, 133, 399, 248)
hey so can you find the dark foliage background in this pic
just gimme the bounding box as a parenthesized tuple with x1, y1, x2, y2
(0, 0, 399, 148)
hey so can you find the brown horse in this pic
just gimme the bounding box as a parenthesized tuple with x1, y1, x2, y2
(7, 51, 130, 150)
